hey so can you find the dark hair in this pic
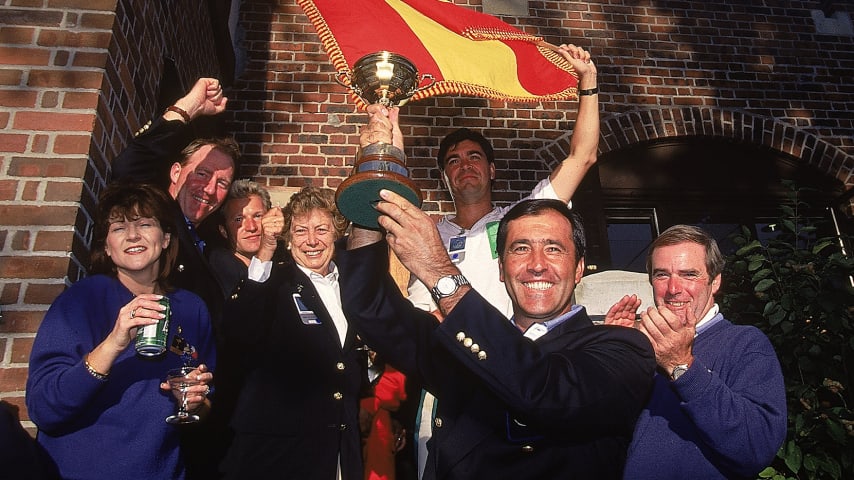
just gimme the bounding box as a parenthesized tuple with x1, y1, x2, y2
(496, 199, 586, 260)
(89, 182, 178, 289)
(436, 128, 495, 171)
(281, 187, 350, 245)
(646, 224, 725, 284)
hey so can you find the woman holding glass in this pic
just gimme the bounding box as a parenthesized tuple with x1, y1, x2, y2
(26, 182, 216, 479)
(220, 186, 369, 480)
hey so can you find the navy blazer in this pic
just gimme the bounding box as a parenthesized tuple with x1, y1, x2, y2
(337, 240, 656, 480)
(220, 260, 369, 480)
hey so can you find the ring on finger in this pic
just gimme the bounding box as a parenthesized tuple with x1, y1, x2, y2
(203, 385, 211, 396)
(130, 308, 137, 319)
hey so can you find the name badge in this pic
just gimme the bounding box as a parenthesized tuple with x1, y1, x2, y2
(293, 293, 320, 325)
(449, 236, 466, 264)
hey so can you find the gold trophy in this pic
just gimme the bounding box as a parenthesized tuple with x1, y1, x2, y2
(335, 51, 434, 228)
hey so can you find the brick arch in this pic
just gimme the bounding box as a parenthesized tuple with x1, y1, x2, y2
(539, 106, 854, 192)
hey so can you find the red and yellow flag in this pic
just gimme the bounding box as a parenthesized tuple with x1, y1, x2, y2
(298, 0, 580, 108)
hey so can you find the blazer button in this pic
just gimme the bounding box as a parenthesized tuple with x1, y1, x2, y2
(477, 351, 487, 360)
(463, 337, 473, 348)
(336, 362, 345, 371)
(333, 392, 343, 400)
(433, 417, 443, 428)
(521, 445, 534, 453)
(177, 264, 185, 272)
(339, 424, 348, 431)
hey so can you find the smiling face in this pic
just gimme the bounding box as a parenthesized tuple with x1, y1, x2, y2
(221, 194, 267, 261)
(650, 242, 720, 323)
(498, 209, 584, 330)
(288, 207, 337, 275)
(104, 213, 171, 284)
(442, 139, 495, 202)
(168, 144, 235, 225)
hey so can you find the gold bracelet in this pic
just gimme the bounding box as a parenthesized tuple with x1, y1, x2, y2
(83, 355, 109, 381)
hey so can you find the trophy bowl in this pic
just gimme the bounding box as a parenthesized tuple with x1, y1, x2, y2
(335, 51, 433, 228)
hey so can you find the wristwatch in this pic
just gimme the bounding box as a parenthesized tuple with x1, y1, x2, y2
(430, 274, 470, 302)
(670, 364, 690, 381)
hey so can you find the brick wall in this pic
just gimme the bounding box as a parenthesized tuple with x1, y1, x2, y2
(227, 0, 853, 212)
(0, 0, 852, 437)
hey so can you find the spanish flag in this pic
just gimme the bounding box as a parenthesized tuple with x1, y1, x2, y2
(298, 0, 580, 108)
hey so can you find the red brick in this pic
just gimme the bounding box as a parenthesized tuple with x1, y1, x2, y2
(10, 337, 35, 363)
(0, 205, 79, 226)
(43, 180, 84, 202)
(33, 230, 75, 252)
(10, 231, 31, 250)
(8, 157, 88, 178)
(23, 283, 66, 305)
(53, 134, 91, 155)
(21, 181, 39, 201)
(37, 29, 112, 49)
(13, 111, 95, 132)
(0, 134, 28, 153)
(71, 51, 108, 68)
(26, 69, 103, 90)
(0, 47, 50, 66)
(0, 367, 29, 392)
(0, 26, 37, 44)
(0, 310, 46, 335)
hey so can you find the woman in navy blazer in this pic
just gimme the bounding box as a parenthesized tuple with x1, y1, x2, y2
(220, 187, 370, 480)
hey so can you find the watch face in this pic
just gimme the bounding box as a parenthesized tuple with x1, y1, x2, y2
(436, 276, 457, 295)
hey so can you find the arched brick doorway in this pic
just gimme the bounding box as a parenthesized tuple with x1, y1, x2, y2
(559, 107, 853, 272)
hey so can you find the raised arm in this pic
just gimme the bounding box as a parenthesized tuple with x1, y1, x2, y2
(111, 78, 228, 184)
(548, 44, 599, 202)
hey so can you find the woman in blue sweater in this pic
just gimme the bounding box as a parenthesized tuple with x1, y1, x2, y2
(26, 183, 216, 479)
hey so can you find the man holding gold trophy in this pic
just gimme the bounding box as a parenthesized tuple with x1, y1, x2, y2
(335, 43, 615, 479)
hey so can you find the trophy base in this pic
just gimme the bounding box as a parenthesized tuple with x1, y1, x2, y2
(336, 172, 422, 229)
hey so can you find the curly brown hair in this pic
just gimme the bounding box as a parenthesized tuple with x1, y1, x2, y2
(281, 187, 350, 245)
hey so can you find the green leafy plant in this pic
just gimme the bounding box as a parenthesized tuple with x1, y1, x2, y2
(720, 182, 854, 480)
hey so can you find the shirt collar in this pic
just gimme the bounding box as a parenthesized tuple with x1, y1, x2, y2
(296, 261, 338, 282)
(694, 303, 722, 337)
(516, 304, 583, 341)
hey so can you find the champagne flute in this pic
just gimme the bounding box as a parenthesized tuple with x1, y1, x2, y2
(165, 366, 201, 424)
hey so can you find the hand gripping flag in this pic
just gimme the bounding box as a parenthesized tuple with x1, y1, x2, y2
(297, 0, 580, 109)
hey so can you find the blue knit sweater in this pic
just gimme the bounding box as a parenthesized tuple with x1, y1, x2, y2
(26, 275, 216, 480)
(623, 314, 787, 479)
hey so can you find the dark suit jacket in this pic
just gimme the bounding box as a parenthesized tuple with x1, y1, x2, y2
(336, 240, 656, 480)
(219, 260, 369, 480)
